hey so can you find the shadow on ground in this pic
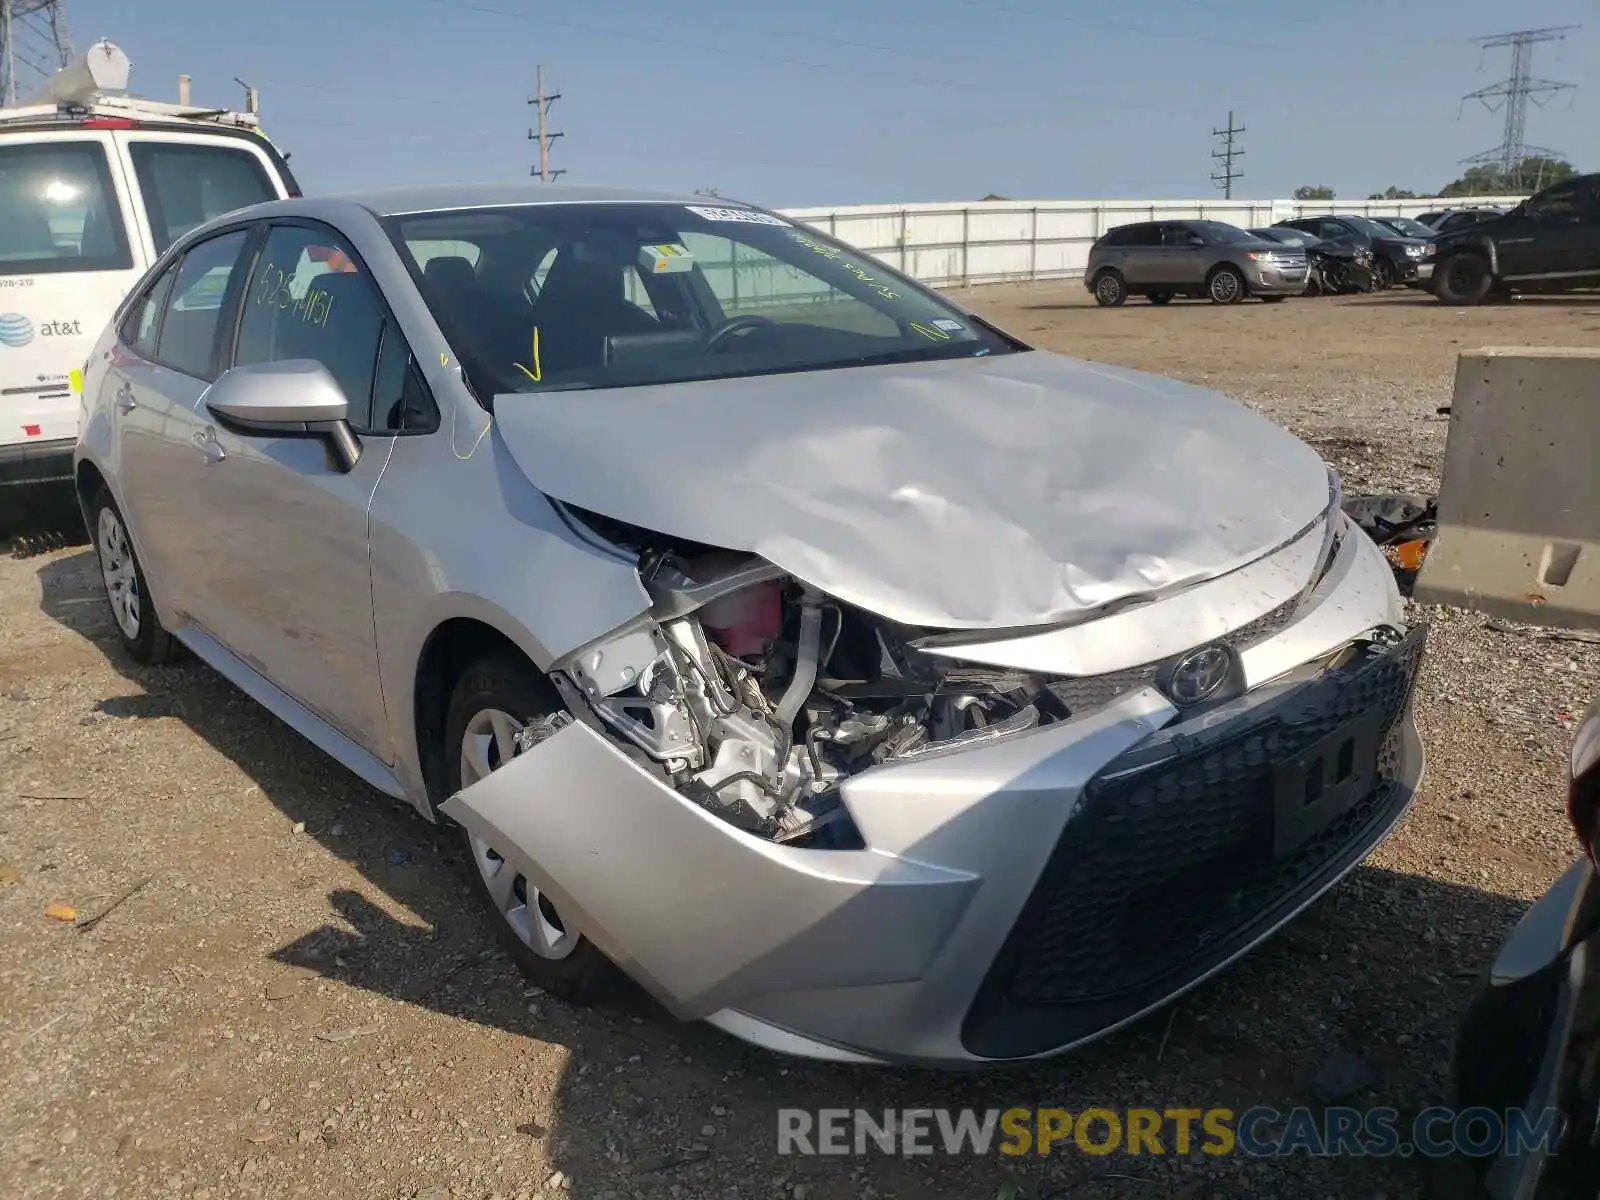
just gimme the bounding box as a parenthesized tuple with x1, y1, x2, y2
(36, 548, 1529, 1199)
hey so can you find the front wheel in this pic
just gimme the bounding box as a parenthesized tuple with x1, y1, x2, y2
(91, 489, 180, 664)
(1093, 270, 1127, 307)
(1434, 252, 1494, 305)
(443, 655, 622, 1005)
(1207, 266, 1245, 305)
(1371, 258, 1396, 290)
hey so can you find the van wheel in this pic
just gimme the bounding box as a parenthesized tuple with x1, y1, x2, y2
(1207, 266, 1245, 305)
(91, 489, 180, 664)
(443, 654, 622, 1005)
(1434, 252, 1493, 305)
(1093, 270, 1127, 307)
(1147, 292, 1173, 305)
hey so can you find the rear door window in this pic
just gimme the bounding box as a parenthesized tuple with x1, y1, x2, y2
(128, 141, 278, 254)
(154, 228, 253, 379)
(0, 140, 133, 275)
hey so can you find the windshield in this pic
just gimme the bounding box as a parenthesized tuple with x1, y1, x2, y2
(385, 203, 1016, 396)
(0, 141, 133, 275)
(1190, 220, 1254, 244)
(1259, 229, 1320, 247)
(1343, 215, 1400, 239)
(1379, 216, 1435, 238)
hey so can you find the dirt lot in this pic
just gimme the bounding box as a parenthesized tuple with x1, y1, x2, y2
(3, 287, 1599, 1200)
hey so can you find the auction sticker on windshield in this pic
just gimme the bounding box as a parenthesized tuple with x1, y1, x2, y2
(685, 205, 790, 226)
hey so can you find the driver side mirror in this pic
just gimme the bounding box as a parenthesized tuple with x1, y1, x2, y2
(203, 359, 363, 473)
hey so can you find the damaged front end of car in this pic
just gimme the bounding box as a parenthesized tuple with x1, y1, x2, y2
(440, 475, 1427, 1067)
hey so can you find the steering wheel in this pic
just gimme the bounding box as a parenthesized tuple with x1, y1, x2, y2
(705, 314, 775, 354)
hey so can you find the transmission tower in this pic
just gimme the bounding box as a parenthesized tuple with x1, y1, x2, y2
(1459, 26, 1578, 191)
(527, 64, 565, 183)
(1, 0, 73, 106)
(1210, 111, 1244, 198)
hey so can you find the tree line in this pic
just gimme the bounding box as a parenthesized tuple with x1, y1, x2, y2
(1292, 157, 1578, 202)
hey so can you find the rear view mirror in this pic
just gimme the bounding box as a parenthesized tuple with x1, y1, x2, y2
(203, 359, 362, 472)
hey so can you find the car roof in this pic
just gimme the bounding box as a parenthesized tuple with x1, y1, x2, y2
(320, 182, 724, 217)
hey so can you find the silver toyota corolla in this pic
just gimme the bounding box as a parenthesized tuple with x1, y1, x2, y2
(73, 184, 1427, 1068)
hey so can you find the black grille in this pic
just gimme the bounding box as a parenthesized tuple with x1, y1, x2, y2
(964, 624, 1427, 1059)
(1044, 593, 1302, 715)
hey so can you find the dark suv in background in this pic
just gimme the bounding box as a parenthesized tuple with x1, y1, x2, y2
(1273, 214, 1433, 289)
(1085, 219, 1308, 306)
(1430, 173, 1600, 304)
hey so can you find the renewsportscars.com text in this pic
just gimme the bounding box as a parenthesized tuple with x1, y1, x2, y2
(777, 1106, 1561, 1160)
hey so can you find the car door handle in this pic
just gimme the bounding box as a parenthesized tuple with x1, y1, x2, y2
(115, 383, 137, 414)
(193, 426, 226, 464)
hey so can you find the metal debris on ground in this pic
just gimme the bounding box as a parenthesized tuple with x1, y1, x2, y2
(1484, 619, 1600, 646)
(9, 530, 83, 559)
(1342, 492, 1437, 589)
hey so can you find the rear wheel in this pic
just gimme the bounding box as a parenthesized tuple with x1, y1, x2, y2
(1434, 251, 1493, 305)
(1093, 270, 1127, 307)
(443, 654, 622, 1004)
(1147, 292, 1173, 305)
(1207, 266, 1245, 305)
(90, 489, 180, 664)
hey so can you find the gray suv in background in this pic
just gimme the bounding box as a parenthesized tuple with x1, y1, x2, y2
(1086, 220, 1309, 306)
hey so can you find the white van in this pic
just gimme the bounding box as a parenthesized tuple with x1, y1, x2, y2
(0, 41, 299, 495)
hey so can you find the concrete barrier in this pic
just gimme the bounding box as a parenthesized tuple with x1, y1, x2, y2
(1414, 347, 1600, 631)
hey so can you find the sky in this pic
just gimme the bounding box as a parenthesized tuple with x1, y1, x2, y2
(63, 0, 1600, 210)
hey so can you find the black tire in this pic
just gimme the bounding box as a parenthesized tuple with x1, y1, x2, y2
(1092, 270, 1127, 307)
(1146, 292, 1173, 305)
(1259, 294, 1287, 303)
(1371, 257, 1396, 290)
(89, 488, 181, 664)
(442, 653, 622, 1005)
(1206, 265, 1245, 305)
(1434, 251, 1494, 306)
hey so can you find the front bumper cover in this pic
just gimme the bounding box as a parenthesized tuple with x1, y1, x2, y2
(441, 539, 1427, 1067)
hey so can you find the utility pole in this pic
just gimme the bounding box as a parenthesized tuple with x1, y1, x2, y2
(1210, 110, 1244, 198)
(1458, 26, 1578, 192)
(528, 64, 565, 183)
(0, 0, 74, 107)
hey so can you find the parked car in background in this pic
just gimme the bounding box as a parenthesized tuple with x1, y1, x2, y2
(1370, 215, 1439, 241)
(1433, 699, 1600, 1197)
(1086, 219, 1307, 306)
(0, 40, 298, 497)
(1430, 174, 1600, 304)
(75, 183, 1426, 1068)
(1274, 215, 1433, 289)
(1248, 228, 1375, 296)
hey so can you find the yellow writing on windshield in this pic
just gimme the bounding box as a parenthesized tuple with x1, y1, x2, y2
(909, 322, 951, 342)
(787, 232, 901, 301)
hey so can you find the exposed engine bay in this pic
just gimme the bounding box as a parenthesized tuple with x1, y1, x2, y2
(550, 515, 1071, 848)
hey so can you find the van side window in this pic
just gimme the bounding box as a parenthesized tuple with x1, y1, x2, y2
(234, 224, 386, 426)
(0, 142, 133, 275)
(121, 263, 180, 359)
(154, 229, 252, 380)
(128, 142, 277, 254)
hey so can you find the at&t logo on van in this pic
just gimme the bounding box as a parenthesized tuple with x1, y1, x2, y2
(0, 313, 34, 348)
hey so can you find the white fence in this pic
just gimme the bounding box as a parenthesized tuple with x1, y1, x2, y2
(773, 196, 1527, 289)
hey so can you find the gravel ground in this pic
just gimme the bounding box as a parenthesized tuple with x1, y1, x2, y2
(2, 287, 1598, 1200)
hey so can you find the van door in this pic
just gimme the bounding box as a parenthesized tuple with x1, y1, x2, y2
(0, 131, 144, 471)
(110, 132, 290, 262)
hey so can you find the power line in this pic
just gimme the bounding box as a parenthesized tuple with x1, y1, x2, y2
(1457, 25, 1579, 191)
(528, 63, 565, 183)
(0, 0, 72, 107)
(1210, 110, 1244, 199)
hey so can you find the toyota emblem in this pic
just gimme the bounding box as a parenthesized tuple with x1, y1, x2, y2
(1165, 644, 1233, 706)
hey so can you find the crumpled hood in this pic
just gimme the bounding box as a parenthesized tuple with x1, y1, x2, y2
(493, 350, 1331, 630)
